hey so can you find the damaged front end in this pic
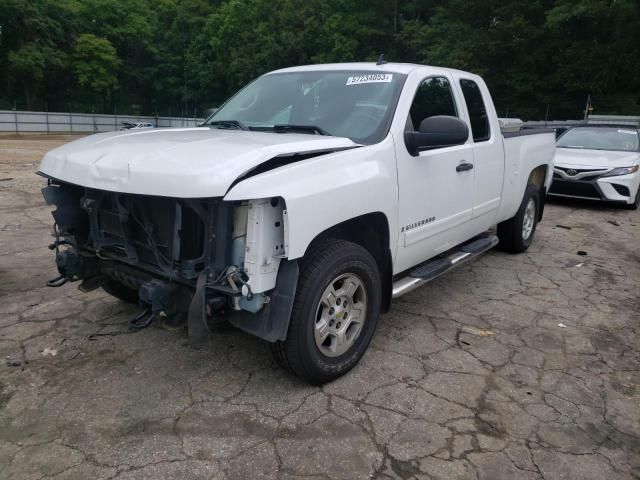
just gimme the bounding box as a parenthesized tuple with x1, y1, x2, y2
(41, 178, 297, 346)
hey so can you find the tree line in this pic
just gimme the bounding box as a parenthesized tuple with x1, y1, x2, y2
(1, 0, 638, 120)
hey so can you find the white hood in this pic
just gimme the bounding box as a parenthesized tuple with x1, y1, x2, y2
(39, 127, 358, 198)
(554, 147, 640, 169)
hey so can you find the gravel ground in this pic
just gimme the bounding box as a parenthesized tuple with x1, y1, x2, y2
(1, 135, 639, 480)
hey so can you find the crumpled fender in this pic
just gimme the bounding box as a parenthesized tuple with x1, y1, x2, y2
(224, 136, 399, 260)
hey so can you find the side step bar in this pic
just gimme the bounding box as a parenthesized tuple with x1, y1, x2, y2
(392, 234, 499, 299)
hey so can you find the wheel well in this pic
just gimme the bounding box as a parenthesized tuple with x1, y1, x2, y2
(306, 212, 393, 313)
(527, 165, 548, 221)
(528, 165, 547, 189)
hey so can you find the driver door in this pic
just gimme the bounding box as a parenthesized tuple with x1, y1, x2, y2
(394, 74, 475, 273)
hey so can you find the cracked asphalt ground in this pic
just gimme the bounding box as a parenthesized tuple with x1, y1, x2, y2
(0, 135, 639, 480)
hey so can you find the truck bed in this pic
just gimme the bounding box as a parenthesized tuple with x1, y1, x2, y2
(502, 127, 555, 138)
(496, 129, 556, 223)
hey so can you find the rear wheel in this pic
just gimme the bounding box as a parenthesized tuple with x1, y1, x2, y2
(497, 184, 540, 253)
(270, 240, 381, 385)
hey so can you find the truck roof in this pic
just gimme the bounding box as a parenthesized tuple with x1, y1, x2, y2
(269, 62, 473, 77)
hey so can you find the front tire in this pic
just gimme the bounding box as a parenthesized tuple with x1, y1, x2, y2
(497, 184, 540, 253)
(270, 240, 381, 385)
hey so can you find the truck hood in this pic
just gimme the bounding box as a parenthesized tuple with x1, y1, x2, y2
(39, 127, 358, 198)
(554, 148, 640, 169)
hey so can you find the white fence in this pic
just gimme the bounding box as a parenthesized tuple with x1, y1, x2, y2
(0, 110, 204, 134)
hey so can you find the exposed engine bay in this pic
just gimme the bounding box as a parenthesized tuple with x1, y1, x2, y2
(41, 177, 297, 345)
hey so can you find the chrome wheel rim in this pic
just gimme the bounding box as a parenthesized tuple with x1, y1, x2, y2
(314, 273, 368, 358)
(522, 198, 536, 240)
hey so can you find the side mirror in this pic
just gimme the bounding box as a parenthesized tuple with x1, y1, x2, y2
(404, 115, 469, 156)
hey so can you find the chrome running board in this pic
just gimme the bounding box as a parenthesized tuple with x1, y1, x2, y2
(392, 234, 499, 299)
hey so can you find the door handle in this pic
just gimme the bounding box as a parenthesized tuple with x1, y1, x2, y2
(456, 162, 474, 172)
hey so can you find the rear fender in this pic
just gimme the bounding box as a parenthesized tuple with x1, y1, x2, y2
(498, 134, 555, 222)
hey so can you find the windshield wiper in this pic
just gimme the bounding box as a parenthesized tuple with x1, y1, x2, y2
(209, 121, 330, 136)
(272, 124, 330, 136)
(208, 120, 249, 131)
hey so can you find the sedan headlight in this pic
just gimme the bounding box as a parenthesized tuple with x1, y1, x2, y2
(602, 165, 639, 177)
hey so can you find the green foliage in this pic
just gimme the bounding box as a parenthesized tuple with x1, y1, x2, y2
(8, 43, 46, 81)
(543, 0, 640, 115)
(0, 0, 638, 118)
(71, 34, 120, 92)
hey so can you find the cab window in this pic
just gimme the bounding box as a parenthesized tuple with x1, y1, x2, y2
(408, 77, 458, 130)
(459, 79, 490, 142)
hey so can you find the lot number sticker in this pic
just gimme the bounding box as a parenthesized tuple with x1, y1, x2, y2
(346, 74, 393, 85)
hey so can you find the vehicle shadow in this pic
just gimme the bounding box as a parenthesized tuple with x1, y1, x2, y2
(546, 195, 632, 212)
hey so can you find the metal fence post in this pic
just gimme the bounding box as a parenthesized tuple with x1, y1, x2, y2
(69, 104, 73, 133)
(14, 109, 18, 134)
(45, 102, 50, 134)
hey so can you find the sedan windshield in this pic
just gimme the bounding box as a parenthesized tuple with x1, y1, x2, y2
(204, 70, 406, 144)
(557, 127, 640, 152)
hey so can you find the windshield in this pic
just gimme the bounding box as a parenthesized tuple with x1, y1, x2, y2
(557, 127, 640, 152)
(204, 70, 406, 144)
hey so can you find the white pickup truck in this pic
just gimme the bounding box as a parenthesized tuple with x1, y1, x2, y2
(39, 62, 555, 384)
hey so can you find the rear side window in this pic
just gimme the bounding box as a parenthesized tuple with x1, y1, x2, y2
(459, 79, 490, 142)
(408, 77, 457, 130)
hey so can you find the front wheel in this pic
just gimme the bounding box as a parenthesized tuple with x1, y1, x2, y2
(497, 184, 540, 253)
(270, 240, 381, 385)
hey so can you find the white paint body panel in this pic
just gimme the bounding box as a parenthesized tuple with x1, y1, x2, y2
(39, 127, 357, 198)
(387, 66, 555, 273)
(225, 136, 399, 262)
(390, 68, 476, 273)
(554, 148, 639, 169)
(553, 148, 640, 204)
(496, 133, 556, 221)
(450, 71, 504, 223)
(598, 173, 640, 203)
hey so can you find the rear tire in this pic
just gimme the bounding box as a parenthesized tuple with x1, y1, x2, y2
(270, 239, 381, 385)
(101, 279, 139, 304)
(497, 184, 540, 253)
